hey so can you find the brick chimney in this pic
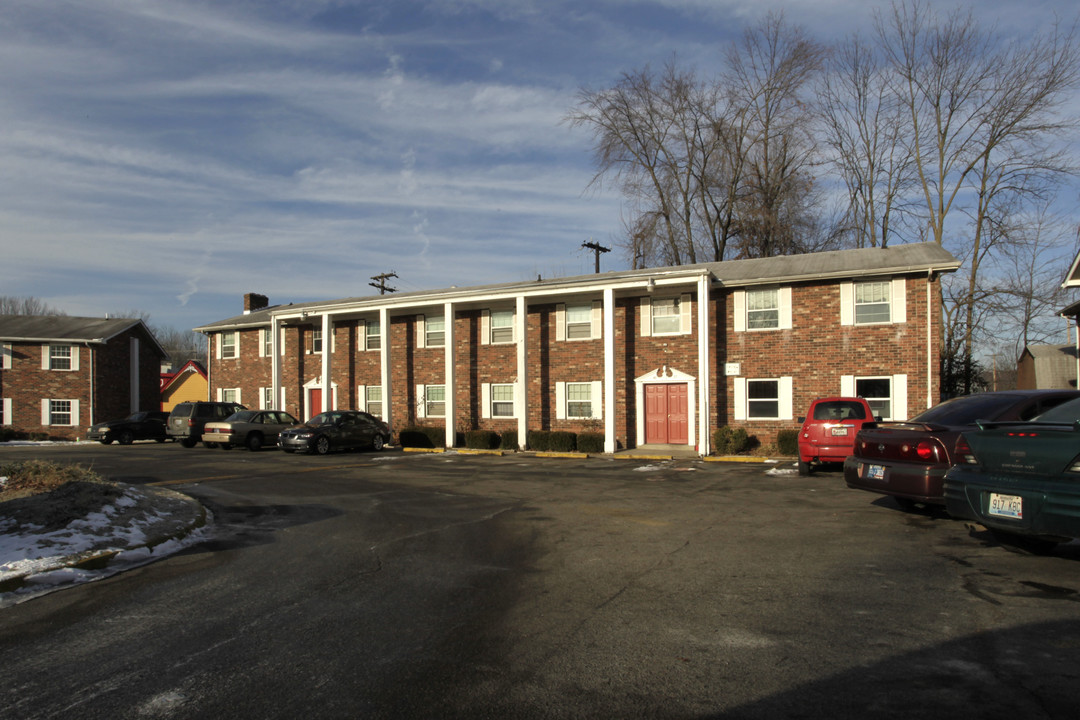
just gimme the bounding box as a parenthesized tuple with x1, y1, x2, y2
(243, 293, 269, 314)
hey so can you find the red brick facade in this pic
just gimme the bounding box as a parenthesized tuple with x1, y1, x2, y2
(0, 321, 165, 440)
(197, 244, 958, 453)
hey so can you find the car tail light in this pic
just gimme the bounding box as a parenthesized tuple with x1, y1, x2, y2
(954, 435, 977, 465)
(900, 439, 943, 463)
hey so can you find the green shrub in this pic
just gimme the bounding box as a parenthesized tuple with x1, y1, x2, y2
(399, 426, 444, 448)
(0, 428, 18, 442)
(549, 431, 576, 453)
(527, 430, 550, 451)
(500, 430, 518, 450)
(465, 430, 500, 449)
(576, 432, 604, 454)
(775, 429, 799, 456)
(712, 426, 750, 454)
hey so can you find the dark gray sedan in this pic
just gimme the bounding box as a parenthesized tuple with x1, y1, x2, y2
(278, 411, 391, 455)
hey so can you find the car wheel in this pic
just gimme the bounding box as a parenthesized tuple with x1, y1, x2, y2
(98, 438, 112, 445)
(246, 433, 263, 452)
(372, 435, 384, 451)
(117, 430, 135, 445)
(314, 436, 331, 455)
(179, 438, 197, 448)
(797, 458, 811, 476)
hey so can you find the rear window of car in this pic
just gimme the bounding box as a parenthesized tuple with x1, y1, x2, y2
(171, 404, 194, 418)
(1033, 397, 1080, 423)
(812, 401, 868, 421)
(911, 394, 1026, 425)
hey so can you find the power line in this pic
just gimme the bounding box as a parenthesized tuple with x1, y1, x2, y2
(582, 240, 611, 274)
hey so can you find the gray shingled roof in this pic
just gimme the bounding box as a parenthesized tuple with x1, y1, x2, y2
(194, 242, 960, 332)
(0, 315, 167, 356)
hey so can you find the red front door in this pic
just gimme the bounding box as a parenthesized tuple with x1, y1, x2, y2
(309, 388, 322, 419)
(645, 384, 689, 444)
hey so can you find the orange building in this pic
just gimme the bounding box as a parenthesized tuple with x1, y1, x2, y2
(160, 360, 208, 411)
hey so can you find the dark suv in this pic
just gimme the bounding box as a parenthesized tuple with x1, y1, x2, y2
(168, 401, 246, 448)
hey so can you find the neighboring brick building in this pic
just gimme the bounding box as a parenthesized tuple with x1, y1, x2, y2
(193, 243, 959, 454)
(0, 315, 168, 440)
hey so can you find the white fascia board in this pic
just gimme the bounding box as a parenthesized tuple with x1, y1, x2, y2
(718, 261, 961, 289)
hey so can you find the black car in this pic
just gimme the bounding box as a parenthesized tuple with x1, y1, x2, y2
(87, 411, 170, 445)
(168, 401, 246, 448)
(278, 411, 391, 455)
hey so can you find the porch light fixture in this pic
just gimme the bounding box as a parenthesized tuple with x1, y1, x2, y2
(646, 278, 655, 292)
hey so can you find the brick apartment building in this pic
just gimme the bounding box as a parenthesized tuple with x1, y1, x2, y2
(193, 243, 960, 455)
(0, 315, 168, 440)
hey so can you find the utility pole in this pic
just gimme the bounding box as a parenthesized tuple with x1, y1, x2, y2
(582, 240, 610, 274)
(369, 271, 398, 295)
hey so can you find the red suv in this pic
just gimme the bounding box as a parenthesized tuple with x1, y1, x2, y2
(797, 397, 877, 475)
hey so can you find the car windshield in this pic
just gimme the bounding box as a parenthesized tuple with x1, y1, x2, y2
(910, 394, 1025, 425)
(812, 401, 867, 421)
(1033, 397, 1080, 423)
(226, 410, 258, 422)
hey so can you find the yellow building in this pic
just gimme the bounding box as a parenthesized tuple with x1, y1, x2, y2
(160, 360, 208, 411)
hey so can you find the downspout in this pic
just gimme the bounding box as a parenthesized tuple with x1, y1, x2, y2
(87, 342, 94, 432)
(206, 334, 212, 400)
(927, 270, 934, 409)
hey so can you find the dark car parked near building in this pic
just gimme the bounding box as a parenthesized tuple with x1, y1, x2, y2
(167, 401, 246, 448)
(87, 411, 170, 445)
(844, 390, 1080, 509)
(945, 396, 1080, 553)
(278, 411, 390, 455)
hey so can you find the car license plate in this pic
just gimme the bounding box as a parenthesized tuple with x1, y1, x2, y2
(830, 427, 849, 436)
(988, 493, 1022, 519)
(865, 464, 885, 480)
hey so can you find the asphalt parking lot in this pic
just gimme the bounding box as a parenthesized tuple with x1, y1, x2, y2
(2, 442, 1080, 719)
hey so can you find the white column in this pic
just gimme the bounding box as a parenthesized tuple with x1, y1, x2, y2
(270, 317, 281, 410)
(444, 301, 456, 448)
(516, 295, 528, 449)
(603, 287, 616, 453)
(380, 308, 392, 431)
(321, 313, 332, 411)
(697, 274, 711, 456)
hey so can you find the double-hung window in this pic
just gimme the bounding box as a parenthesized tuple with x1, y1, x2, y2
(425, 385, 445, 417)
(366, 386, 383, 418)
(365, 319, 381, 350)
(747, 380, 780, 419)
(312, 328, 323, 354)
(651, 297, 682, 335)
(490, 310, 514, 344)
(566, 304, 593, 340)
(426, 316, 445, 348)
(220, 332, 238, 359)
(49, 400, 72, 425)
(566, 383, 594, 419)
(491, 384, 515, 417)
(261, 329, 272, 357)
(49, 345, 73, 370)
(855, 281, 892, 324)
(747, 289, 779, 330)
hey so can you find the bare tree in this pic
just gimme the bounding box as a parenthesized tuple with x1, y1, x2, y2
(0, 296, 67, 316)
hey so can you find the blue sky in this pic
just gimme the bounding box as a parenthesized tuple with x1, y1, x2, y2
(1, 0, 1075, 332)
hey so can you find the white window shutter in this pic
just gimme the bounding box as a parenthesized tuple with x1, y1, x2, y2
(733, 291, 746, 333)
(258, 330, 266, 358)
(640, 297, 652, 337)
(840, 282, 854, 326)
(415, 384, 425, 418)
(235, 389, 242, 405)
(280, 387, 286, 409)
(2, 398, 11, 425)
(779, 287, 793, 330)
(216, 388, 222, 401)
(357, 385, 366, 412)
(41, 399, 50, 425)
(1, 343, 11, 370)
(416, 315, 426, 348)
(555, 382, 566, 420)
(591, 380, 603, 419)
(591, 301, 602, 339)
(42, 346, 50, 369)
(734, 378, 747, 421)
(481, 310, 490, 346)
(680, 294, 692, 334)
(280, 327, 286, 356)
(892, 278, 907, 323)
(357, 320, 366, 352)
(481, 383, 491, 419)
(892, 374, 908, 420)
(780, 377, 793, 420)
(840, 375, 855, 397)
(71, 400, 80, 426)
(555, 304, 566, 341)
(71, 346, 79, 372)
